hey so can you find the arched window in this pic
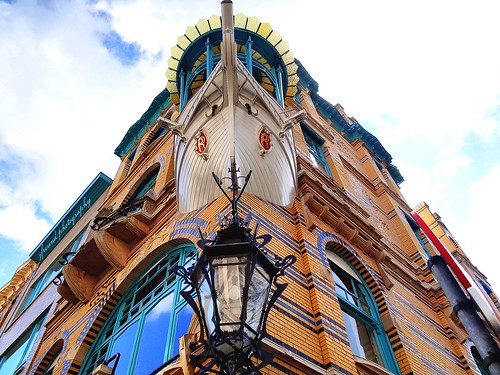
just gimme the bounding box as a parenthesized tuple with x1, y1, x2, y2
(328, 251, 400, 374)
(39, 340, 63, 375)
(0, 312, 47, 374)
(301, 123, 331, 176)
(128, 166, 160, 202)
(81, 244, 197, 375)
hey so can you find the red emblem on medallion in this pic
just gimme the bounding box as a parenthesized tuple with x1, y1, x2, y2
(259, 128, 272, 153)
(195, 131, 208, 155)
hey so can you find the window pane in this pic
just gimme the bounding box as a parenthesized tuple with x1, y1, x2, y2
(111, 321, 139, 375)
(329, 253, 398, 373)
(135, 272, 166, 306)
(0, 316, 44, 374)
(342, 311, 384, 366)
(130, 167, 159, 201)
(0, 340, 29, 374)
(133, 295, 173, 375)
(81, 246, 197, 375)
(342, 310, 365, 357)
(301, 125, 331, 175)
(332, 272, 356, 304)
(18, 276, 45, 312)
(172, 304, 193, 356)
(355, 319, 384, 365)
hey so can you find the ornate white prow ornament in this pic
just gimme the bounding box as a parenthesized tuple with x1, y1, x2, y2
(172, 2, 301, 213)
(220, 0, 238, 173)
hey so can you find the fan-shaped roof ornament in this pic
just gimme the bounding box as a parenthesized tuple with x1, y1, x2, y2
(166, 12, 299, 107)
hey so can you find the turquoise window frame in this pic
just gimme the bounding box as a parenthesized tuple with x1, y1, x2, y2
(472, 346, 492, 375)
(404, 212, 431, 258)
(328, 252, 401, 374)
(80, 244, 197, 375)
(301, 123, 332, 176)
(180, 53, 283, 109)
(129, 166, 160, 202)
(0, 312, 46, 374)
(178, 31, 288, 110)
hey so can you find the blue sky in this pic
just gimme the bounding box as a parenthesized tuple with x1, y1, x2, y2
(0, 0, 499, 295)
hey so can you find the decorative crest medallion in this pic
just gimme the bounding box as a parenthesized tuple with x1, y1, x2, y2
(258, 126, 272, 156)
(195, 130, 208, 160)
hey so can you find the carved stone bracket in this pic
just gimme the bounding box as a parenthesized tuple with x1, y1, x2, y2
(104, 216, 149, 245)
(56, 282, 80, 305)
(62, 264, 97, 303)
(94, 231, 131, 270)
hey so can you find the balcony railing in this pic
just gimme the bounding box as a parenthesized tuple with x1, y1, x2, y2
(91, 201, 144, 231)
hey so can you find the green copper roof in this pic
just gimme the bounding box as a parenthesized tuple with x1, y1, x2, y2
(114, 89, 171, 158)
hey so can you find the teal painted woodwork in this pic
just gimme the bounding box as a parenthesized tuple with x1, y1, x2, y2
(80, 244, 197, 375)
(114, 89, 171, 158)
(301, 123, 332, 176)
(128, 166, 160, 202)
(29, 173, 112, 263)
(0, 313, 46, 374)
(328, 252, 401, 374)
(173, 28, 288, 111)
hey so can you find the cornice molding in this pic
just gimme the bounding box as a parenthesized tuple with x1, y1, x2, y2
(0, 260, 37, 309)
(297, 160, 434, 298)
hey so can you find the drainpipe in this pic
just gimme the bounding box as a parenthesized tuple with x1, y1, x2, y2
(428, 256, 500, 374)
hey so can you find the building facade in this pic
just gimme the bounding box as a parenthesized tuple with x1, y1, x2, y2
(1, 4, 499, 375)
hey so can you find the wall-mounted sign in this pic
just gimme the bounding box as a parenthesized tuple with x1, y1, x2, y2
(29, 173, 112, 263)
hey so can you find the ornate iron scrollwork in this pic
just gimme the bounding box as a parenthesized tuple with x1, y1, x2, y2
(91, 202, 143, 231)
(52, 272, 64, 286)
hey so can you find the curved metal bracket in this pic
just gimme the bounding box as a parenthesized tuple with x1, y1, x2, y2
(212, 162, 252, 225)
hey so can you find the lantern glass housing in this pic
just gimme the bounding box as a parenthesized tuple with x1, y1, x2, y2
(190, 225, 278, 356)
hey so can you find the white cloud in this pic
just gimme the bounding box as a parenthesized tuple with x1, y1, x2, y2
(398, 160, 447, 209)
(0, 0, 165, 252)
(0, 203, 52, 251)
(447, 165, 500, 291)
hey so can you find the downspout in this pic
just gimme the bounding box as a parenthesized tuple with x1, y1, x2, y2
(428, 256, 500, 374)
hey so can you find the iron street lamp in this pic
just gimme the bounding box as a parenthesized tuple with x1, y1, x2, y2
(175, 163, 296, 374)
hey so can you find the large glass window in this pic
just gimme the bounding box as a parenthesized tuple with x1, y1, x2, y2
(328, 252, 400, 374)
(0, 313, 46, 374)
(81, 244, 197, 375)
(301, 124, 331, 176)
